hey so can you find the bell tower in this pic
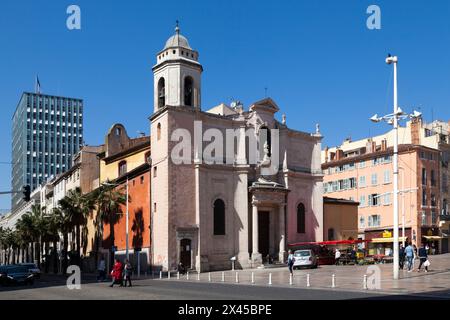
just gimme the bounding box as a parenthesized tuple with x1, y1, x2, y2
(152, 22, 203, 113)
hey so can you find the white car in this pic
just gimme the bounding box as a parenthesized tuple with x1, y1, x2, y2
(293, 249, 318, 269)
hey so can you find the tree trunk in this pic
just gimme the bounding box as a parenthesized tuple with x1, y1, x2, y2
(53, 240, 58, 274)
(62, 233, 68, 274)
(109, 215, 115, 273)
(76, 224, 81, 268)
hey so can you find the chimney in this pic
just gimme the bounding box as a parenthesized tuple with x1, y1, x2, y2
(411, 117, 422, 145)
(324, 147, 329, 162)
(336, 149, 344, 160)
(381, 139, 387, 151)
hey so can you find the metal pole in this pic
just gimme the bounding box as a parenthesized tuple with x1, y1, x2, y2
(126, 178, 129, 260)
(393, 58, 400, 280)
(401, 168, 406, 247)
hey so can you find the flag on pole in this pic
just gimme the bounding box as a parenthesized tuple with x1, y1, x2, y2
(35, 75, 41, 94)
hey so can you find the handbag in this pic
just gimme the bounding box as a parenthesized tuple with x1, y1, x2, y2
(423, 260, 430, 267)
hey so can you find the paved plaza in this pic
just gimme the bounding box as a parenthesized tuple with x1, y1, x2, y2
(0, 254, 449, 300)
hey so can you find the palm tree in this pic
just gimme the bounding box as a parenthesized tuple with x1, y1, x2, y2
(91, 182, 126, 270)
(26, 205, 47, 267)
(16, 213, 37, 263)
(59, 187, 93, 267)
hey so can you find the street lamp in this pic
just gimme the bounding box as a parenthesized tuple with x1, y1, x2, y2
(102, 178, 130, 261)
(370, 54, 422, 280)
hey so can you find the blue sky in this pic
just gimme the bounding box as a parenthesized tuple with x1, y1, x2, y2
(0, 0, 449, 210)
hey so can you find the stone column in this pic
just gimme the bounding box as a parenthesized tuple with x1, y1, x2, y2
(251, 202, 262, 265)
(278, 204, 287, 262)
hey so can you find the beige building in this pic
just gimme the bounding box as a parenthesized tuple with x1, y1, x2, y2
(323, 197, 358, 242)
(322, 117, 449, 254)
(149, 26, 324, 272)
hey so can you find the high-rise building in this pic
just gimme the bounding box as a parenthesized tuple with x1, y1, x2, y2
(11, 92, 84, 212)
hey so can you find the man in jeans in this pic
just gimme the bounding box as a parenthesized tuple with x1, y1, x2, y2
(405, 242, 415, 272)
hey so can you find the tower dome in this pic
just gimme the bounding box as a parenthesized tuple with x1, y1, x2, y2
(163, 22, 191, 50)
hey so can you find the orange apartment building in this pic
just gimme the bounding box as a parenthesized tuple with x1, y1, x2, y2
(97, 124, 151, 271)
(322, 118, 446, 255)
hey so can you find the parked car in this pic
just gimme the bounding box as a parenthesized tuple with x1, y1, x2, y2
(0, 265, 35, 286)
(293, 249, 318, 269)
(19, 263, 41, 279)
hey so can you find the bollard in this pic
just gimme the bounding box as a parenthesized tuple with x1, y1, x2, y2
(221, 272, 225, 282)
(251, 272, 255, 285)
(208, 272, 211, 282)
(331, 274, 336, 288)
(306, 274, 310, 287)
(363, 275, 368, 290)
(187, 271, 189, 280)
(177, 272, 180, 280)
(268, 273, 272, 286)
(289, 273, 293, 286)
(169, 271, 172, 279)
(235, 272, 239, 283)
(197, 271, 200, 281)
(159, 271, 162, 279)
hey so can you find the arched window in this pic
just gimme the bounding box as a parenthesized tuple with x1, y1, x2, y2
(118, 160, 127, 176)
(184, 77, 193, 107)
(328, 228, 335, 240)
(213, 199, 225, 235)
(158, 78, 165, 108)
(157, 123, 161, 141)
(297, 203, 305, 234)
(259, 126, 272, 159)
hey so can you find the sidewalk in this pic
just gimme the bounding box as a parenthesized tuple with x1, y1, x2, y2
(155, 253, 450, 297)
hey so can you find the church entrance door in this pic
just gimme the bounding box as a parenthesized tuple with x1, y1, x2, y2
(180, 239, 191, 269)
(258, 211, 270, 262)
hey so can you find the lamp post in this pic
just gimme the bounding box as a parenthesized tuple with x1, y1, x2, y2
(370, 54, 422, 280)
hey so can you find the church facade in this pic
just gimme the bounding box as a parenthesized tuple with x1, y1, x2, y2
(149, 25, 324, 271)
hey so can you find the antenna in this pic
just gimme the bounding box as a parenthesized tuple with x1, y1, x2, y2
(264, 87, 268, 97)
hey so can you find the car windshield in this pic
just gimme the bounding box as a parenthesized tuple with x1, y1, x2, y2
(294, 250, 311, 257)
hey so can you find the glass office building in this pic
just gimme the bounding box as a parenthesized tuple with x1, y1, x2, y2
(11, 92, 84, 212)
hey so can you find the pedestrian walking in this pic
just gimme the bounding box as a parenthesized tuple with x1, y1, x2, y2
(123, 259, 133, 287)
(405, 242, 414, 272)
(399, 244, 405, 270)
(97, 256, 106, 282)
(178, 262, 186, 275)
(335, 249, 341, 266)
(287, 250, 295, 275)
(417, 244, 429, 273)
(109, 258, 123, 287)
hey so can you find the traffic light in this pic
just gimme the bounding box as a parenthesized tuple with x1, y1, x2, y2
(22, 185, 31, 202)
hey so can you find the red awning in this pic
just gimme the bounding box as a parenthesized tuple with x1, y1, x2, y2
(288, 239, 369, 247)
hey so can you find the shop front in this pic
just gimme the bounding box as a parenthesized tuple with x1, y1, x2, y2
(365, 229, 411, 256)
(421, 227, 442, 254)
